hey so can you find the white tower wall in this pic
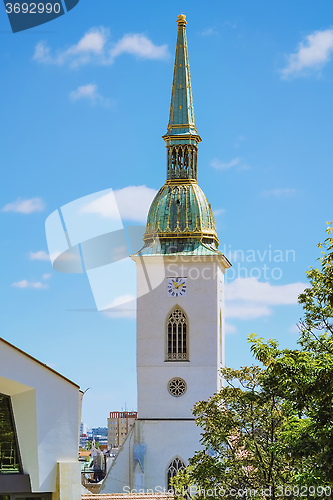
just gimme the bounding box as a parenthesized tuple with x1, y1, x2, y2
(135, 257, 225, 420)
(134, 256, 226, 490)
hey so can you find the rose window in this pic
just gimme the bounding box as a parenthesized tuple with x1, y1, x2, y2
(167, 377, 187, 397)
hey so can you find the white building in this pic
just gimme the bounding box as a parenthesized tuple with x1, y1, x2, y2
(0, 337, 82, 499)
(101, 13, 230, 493)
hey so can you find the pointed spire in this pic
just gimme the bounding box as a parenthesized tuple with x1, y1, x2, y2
(163, 14, 201, 147)
(139, 14, 225, 256)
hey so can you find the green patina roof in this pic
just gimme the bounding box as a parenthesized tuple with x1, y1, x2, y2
(144, 181, 217, 243)
(162, 14, 201, 147)
(140, 179, 221, 256)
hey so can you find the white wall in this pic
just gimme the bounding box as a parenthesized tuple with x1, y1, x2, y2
(138, 420, 202, 490)
(133, 256, 226, 419)
(0, 341, 81, 494)
(100, 426, 134, 493)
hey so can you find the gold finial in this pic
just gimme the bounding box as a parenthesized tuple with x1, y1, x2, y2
(177, 13, 187, 26)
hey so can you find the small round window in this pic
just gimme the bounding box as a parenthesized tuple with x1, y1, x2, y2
(168, 377, 187, 397)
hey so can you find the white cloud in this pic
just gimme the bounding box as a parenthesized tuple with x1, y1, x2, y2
(33, 40, 52, 63)
(33, 28, 109, 67)
(225, 278, 307, 320)
(211, 157, 240, 170)
(74, 28, 107, 54)
(281, 29, 333, 78)
(260, 188, 297, 198)
(110, 34, 169, 60)
(81, 192, 119, 219)
(33, 27, 169, 68)
(114, 186, 157, 222)
(226, 304, 272, 320)
(12, 280, 48, 289)
(2, 198, 45, 214)
(82, 185, 157, 223)
(69, 84, 111, 106)
(42, 274, 51, 280)
(226, 278, 307, 305)
(29, 250, 50, 261)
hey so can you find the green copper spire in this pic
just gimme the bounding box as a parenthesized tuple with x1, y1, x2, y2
(163, 14, 201, 181)
(163, 14, 201, 147)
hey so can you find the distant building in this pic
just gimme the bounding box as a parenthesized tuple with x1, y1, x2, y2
(80, 422, 87, 435)
(92, 427, 108, 437)
(80, 433, 89, 449)
(91, 427, 108, 447)
(107, 412, 137, 448)
(80, 427, 108, 449)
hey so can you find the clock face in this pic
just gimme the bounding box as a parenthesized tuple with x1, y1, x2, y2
(167, 277, 187, 297)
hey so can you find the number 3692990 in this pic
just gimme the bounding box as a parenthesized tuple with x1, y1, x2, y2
(5, 3, 61, 13)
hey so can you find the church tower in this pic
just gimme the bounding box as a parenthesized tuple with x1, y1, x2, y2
(101, 14, 231, 493)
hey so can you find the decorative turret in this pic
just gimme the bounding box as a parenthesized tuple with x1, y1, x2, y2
(139, 14, 224, 257)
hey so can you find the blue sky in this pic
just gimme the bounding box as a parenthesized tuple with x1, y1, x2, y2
(1, 0, 333, 427)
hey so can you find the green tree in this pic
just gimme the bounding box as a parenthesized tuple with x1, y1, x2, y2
(250, 222, 333, 486)
(86, 439, 100, 450)
(172, 366, 297, 500)
(298, 221, 333, 350)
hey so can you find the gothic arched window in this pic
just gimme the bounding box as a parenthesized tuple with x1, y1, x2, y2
(167, 457, 186, 490)
(167, 308, 187, 361)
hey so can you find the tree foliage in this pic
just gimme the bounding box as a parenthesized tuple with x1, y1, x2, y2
(250, 222, 333, 485)
(173, 223, 333, 498)
(172, 366, 297, 499)
(299, 221, 333, 348)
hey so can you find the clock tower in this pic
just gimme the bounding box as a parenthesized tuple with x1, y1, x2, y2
(101, 14, 231, 493)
